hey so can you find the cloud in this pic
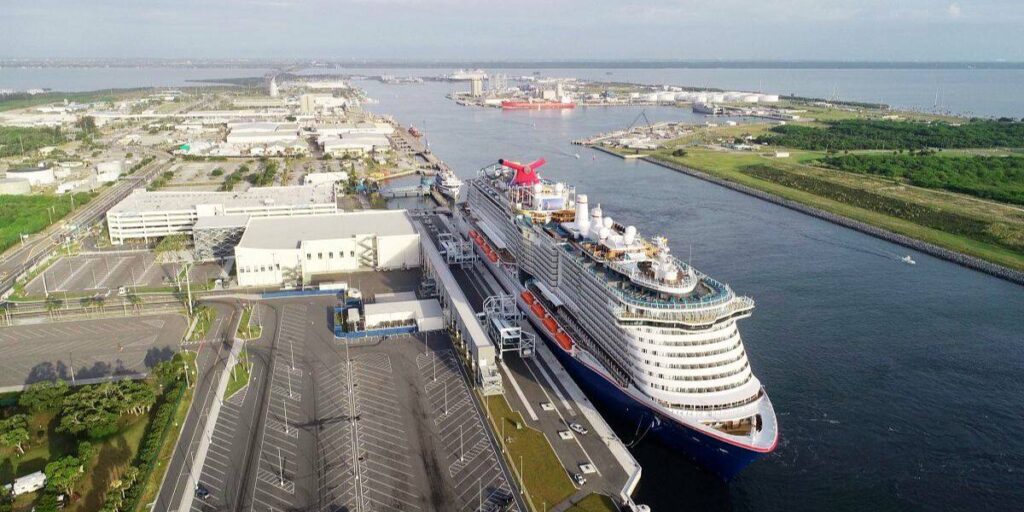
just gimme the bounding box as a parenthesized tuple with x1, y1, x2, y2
(947, 2, 962, 17)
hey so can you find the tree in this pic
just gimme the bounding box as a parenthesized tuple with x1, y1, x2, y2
(151, 356, 184, 391)
(59, 380, 157, 439)
(44, 455, 84, 498)
(77, 440, 98, 461)
(0, 485, 12, 512)
(0, 414, 29, 455)
(45, 295, 64, 319)
(126, 292, 142, 313)
(19, 380, 69, 412)
(75, 116, 97, 134)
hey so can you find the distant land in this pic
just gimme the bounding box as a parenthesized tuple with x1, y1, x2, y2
(2, 58, 1024, 70)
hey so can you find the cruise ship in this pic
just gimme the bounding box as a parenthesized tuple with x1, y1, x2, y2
(459, 157, 778, 478)
(433, 165, 463, 201)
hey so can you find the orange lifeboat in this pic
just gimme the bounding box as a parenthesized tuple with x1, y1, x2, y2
(542, 316, 558, 333)
(554, 332, 573, 350)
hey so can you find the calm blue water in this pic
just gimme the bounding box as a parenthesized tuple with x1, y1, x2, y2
(302, 66, 1024, 118)
(353, 79, 1024, 512)
(3, 65, 1024, 117)
(3, 66, 1023, 510)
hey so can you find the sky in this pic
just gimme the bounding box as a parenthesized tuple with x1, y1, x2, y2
(2, 0, 1023, 61)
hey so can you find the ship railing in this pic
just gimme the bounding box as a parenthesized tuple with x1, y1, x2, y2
(609, 259, 698, 295)
(614, 296, 754, 323)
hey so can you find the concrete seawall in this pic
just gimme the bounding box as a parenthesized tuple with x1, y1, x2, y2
(644, 156, 1024, 287)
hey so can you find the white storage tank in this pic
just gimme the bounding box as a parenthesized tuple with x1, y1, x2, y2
(658, 92, 677, 103)
(710, 93, 726, 103)
(644, 93, 660, 103)
(7, 165, 55, 186)
(742, 94, 760, 103)
(758, 94, 780, 103)
(0, 177, 32, 195)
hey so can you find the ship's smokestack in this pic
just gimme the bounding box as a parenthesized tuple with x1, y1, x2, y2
(576, 194, 590, 237)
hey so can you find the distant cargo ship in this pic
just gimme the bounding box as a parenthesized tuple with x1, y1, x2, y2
(501, 100, 577, 110)
(447, 68, 488, 81)
(693, 102, 724, 115)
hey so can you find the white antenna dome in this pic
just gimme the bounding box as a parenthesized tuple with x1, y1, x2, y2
(624, 226, 637, 245)
(603, 217, 613, 229)
(555, 182, 564, 194)
(533, 183, 543, 194)
(599, 227, 610, 240)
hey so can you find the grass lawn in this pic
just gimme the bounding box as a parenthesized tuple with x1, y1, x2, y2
(134, 351, 197, 512)
(565, 493, 619, 512)
(69, 414, 150, 512)
(483, 395, 575, 511)
(187, 306, 216, 342)
(236, 306, 263, 340)
(0, 193, 93, 253)
(224, 350, 252, 401)
(648, 149, 1024, 272)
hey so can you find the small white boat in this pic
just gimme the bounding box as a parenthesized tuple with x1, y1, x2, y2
(901, 255, 916, 265)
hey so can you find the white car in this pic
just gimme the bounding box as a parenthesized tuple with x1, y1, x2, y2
(569, 422, 588, 435)
(572, 473, 587, 486)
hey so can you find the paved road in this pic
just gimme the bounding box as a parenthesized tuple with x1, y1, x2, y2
(0, 148, 170, 298)
(150, 301, 240, 512)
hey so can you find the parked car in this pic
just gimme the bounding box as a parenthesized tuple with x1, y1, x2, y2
(195, 484, 211, 500)
(573, 473, 587, 486)
(569, 422, 589, 435)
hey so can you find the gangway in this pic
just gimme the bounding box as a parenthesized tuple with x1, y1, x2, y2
(438, 232, 478, 269)
(481, 294, 535, 359)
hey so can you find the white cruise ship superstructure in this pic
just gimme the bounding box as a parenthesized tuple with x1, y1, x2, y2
(461, 158, 778, 478)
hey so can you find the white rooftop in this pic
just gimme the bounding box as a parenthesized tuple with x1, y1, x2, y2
(237, 210, 416, 249)
(364, 299, 442, 320)
(109, 184, 336, 215)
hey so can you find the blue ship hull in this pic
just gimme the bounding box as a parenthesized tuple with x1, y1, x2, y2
(537, 328, 768, 479)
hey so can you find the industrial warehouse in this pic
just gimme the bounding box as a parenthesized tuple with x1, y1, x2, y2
(234, 210, 420, 287)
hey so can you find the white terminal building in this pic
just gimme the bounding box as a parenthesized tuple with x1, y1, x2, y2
(105, 184, 337, 246)
(314, 122, 395, 158)
(234, 210, 420, 288)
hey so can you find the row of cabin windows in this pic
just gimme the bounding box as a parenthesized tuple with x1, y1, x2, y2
(238, 263, 281, 273)
(306, 250, 356, 260)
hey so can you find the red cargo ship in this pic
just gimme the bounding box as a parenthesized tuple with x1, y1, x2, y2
(501, 100, 576, 110)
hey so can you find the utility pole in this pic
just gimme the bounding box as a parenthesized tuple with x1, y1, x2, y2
(278, 447, 285, 487)
(184, 262, 194, 316)
(283, 398, 290, 435)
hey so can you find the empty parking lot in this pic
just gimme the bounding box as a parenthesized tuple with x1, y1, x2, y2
(24, 251, 224, 296)
(0, 313, 187, 388)
(192, 297, 520, 512)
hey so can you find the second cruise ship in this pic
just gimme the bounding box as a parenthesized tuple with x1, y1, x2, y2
(458, 157, 779, 478)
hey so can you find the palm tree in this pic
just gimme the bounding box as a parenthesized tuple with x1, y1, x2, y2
(79, 297, 94, 316)
(45, 295, 64, 319)
(126, 292, 142, 313)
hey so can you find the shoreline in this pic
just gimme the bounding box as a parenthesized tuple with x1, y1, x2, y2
(640, 155, 1024, 286)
